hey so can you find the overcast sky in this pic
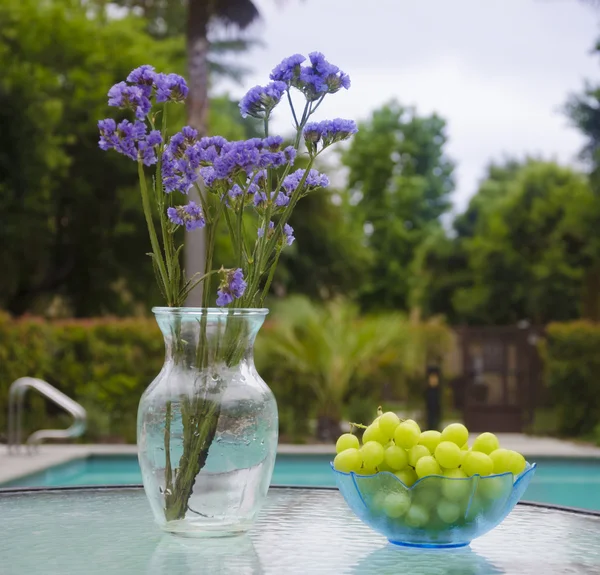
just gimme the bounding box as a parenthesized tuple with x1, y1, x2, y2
(215, 0, 600, 212)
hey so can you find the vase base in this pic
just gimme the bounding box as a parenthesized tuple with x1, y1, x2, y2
(160, 518, 253, 538)
(388, 540, 470, 549)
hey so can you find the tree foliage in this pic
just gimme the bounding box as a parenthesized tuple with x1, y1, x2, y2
(0, 0, 257, 316)
(414, 160, 597, 325)
(342, 101, 455, 311)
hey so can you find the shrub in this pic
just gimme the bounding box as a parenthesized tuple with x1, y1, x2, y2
(540, 321, 600, 436)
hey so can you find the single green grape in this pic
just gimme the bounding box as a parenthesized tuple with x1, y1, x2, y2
(379, 411, 400, 438)
(508, 450, 526, 475)
(462, 450, 494, 477)
(405, 504, 430, 527)
(440, 423, 469, 447)
(437, 499, 461, 523)
(362, 423, 387, 445)
(361, 441, 385, 468)
(472, 432, 499, 455)
(434, 441, 462, 469)
(478, 476, 507, 500)
(333, 448, 362, 473)
(370, 491, 387, 514)
(489, 449, 526, 476)
(394, 422, 421, 449)
(489, 448, 511, 474)
(415, 455, 442, 479)
(395, 467, 418, 487)
(383, 492, 411, 518)
(408, 444, 430, 467)
(335, 433, 359, 454)
(384, 445, 409, 471)
(412, 484, 439, 510)
(441, 467, 471, 501)
(418, 430, 442, 454)
(494, 449, 527, 475)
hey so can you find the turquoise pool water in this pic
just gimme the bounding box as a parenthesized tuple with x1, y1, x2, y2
(4, 454, 600, 511)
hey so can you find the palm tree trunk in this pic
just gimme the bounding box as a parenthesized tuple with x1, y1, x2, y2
(185, 0, 211, 305)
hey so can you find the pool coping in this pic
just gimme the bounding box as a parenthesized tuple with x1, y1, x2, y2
(3, 435, 600, 485)
(1, 484, 600, 518)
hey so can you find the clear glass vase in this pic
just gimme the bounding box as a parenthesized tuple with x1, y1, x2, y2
(137, 307, 278, 537)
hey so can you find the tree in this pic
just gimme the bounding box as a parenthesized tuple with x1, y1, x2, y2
(451, 161, 594, 325)
(0, 0, 257, 316)
(342, 101, 455, 312)
(565, 36, 600, 319)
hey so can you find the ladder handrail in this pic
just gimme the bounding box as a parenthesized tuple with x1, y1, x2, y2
(7, 377, 87, 453)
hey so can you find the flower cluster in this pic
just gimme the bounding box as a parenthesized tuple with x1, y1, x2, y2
(162, 132, 296, 195)
(269, 52, 350, 102)
(270, 54, 305, 83)
(98, 118, 162, 166)
(239, 81, 287, 119)
(98, 52, 357, 308)
(107, 65, 187, 120)
(282, 169, 330, 195)
(216, 268, 247, 306)
(167, 202, 205, 231)
(303, 118, 358, 154)
(162, 132, 228, 194)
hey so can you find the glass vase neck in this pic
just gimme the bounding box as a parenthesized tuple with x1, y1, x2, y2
(152, 307, 268, 368)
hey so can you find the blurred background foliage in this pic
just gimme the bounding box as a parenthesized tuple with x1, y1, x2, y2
(2, 0, 600, 443)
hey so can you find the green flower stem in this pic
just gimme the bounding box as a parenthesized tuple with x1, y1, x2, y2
(138, 160, 171, 303)
(164, 400, 173, 494)
(259, 245, 283, 306)
(155, 106, 176, 293)
(164, 397, 220, 521)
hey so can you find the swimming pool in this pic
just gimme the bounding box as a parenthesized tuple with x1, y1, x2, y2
(3, 454, 600, 511)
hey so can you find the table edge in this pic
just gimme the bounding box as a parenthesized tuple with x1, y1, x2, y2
(1, 484, 599, 518)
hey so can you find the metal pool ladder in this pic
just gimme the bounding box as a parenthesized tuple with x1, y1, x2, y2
(7, 377, 87, 453)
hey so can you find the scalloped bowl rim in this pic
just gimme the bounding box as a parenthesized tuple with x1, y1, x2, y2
(330, 461, 537, 491)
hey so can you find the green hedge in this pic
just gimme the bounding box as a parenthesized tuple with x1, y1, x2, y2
(0, 310, 453, 444)
(0, 313, 163, 443)
(0, 313, 318, 443)
(541, 321, 600, 437)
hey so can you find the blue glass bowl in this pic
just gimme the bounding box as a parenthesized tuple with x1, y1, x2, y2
(332, 462, 536, 548)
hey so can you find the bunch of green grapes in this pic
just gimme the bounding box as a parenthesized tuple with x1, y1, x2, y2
(333, 410, 528, 528)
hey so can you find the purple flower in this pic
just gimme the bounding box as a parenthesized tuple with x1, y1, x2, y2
(162, 129, 222, 193)
(283, 223, 295, 246)
(270, 54, 306, 83)
(239, 81, 287, 118)
(167, 201, 205, 231)
(303, 118, 357, 153)
(199, 166, 218, 187)
(216, 268, 247, 306)
(98, 119, 161, 166)
(292, 52, 351, 101)
(137, 130, 163, 165)
(127, 65, 157, 97)
(257, 221, 294, 246)
(154, 73, 188, 103)
(282, 168, 329, 195)
(107, 82, 151, 120)
(257, 221, 275, 238)
(263, 135, 284, 150)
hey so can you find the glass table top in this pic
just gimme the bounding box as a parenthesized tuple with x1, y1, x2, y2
(2, 486, 600, 574)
